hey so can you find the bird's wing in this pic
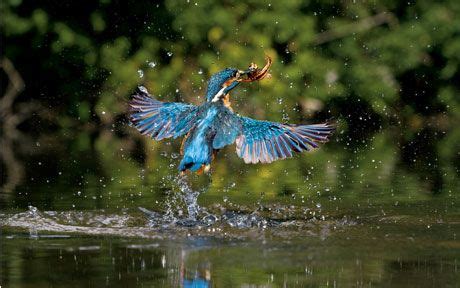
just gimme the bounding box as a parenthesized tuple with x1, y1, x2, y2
(235, 116, 335, 164)
(129, 87, 198, 140)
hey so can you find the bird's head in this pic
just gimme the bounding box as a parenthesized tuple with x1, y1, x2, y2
(205, 68, 247, 102)
(205, 57, 272, 102)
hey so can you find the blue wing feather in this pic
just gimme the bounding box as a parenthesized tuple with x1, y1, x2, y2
(236, 117, 335, 164)
(211, 106, 242, 149)
(129, 87, 198, 140)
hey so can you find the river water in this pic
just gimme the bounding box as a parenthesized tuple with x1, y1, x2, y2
(1, 130, 459, 287)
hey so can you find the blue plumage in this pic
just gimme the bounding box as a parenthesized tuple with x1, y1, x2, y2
(205, 68, 239, 102)
(129, 62, 335, 173)
(235, 118, 334, 164)
(130, 87, 198, 140)
(178, 105, 218, 171)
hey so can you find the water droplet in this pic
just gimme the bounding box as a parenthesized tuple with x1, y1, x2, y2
(148, 61, 156, 68)
(166, 51, 173, 57)
(28, 205, 38, 214)
(137, 69, 144, 78)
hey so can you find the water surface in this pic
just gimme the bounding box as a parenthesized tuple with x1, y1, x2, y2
(1, 130, 459, 287)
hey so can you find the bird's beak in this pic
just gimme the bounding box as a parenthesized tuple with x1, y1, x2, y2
(238, 69, 254, 76)
(235, 69, 252, 82)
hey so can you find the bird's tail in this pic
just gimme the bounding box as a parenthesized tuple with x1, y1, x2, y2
(178, 156, 212, 174)
(179, 155, 201, 172)
(178, 140, 213, 173)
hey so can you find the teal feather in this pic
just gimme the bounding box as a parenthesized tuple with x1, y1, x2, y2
(235, 117, 335, 164)
(129, 87, 198, 140)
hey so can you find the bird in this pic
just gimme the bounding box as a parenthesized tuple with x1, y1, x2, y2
(129, 57, 335, 174)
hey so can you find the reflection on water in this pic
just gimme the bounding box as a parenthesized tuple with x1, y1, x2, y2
(1, 211, 459, 287)
(1, 187, 459, 287)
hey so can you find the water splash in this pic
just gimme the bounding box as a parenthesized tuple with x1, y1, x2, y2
(1, 204, 356, 240)
(0, 175, 353, 238)
(160, 175, 198, 220)
(176, 175, 201, 220)
(2, 206, 165, 239)
(142, 174, 205, 227)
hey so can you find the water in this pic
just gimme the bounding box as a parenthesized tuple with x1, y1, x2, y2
(1, 185, 459, 287)
(1, 198, 459, 287)
(1, 129, 459, 287)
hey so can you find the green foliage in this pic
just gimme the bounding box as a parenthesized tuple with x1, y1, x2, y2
(1, 0, 459, 197)
(3, 0, 459, 123)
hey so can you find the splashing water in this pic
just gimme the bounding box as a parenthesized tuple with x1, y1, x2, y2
(0, 202, 353, 240)
(0, 174, 341, 237)
(159, 174, 203, 224)
(176, 175, 201, 220)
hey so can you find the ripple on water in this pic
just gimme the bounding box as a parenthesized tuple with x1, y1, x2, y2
(1, 204, 355, 240)
(1, 176, 352, 238)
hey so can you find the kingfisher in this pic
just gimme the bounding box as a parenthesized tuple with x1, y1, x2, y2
(129, 57, 335, 174)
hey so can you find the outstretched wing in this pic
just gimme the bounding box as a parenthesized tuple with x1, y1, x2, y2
(235, 117, 335, 164)
(129, 86, 198, 140)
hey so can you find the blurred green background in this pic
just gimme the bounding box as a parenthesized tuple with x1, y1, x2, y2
(2, 1, 460, 287)
(1, 0, 459, 205)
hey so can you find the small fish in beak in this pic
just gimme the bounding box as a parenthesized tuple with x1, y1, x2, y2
(238, 56, 272, 82)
